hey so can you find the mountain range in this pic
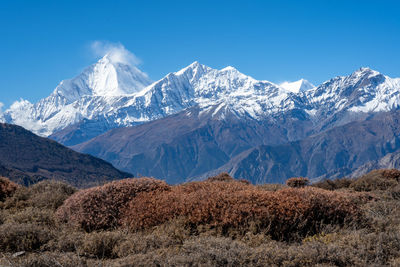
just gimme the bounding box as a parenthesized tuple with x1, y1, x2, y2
(2, 53, 400, 184)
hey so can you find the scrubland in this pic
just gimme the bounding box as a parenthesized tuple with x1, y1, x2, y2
(1, 170, 400, 266)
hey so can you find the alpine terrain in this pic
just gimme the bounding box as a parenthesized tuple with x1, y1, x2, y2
(2, 52, 400, 183)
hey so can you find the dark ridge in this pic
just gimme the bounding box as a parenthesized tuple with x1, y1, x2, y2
(0, 123, 132, 187)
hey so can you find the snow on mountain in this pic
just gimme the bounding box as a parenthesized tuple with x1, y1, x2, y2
(3, 54, 152, 136)
(305, 67, 400, 116)
(2, 55, 400, 140)
(54, 54, 151, 102)
(280, 79, 315, 93)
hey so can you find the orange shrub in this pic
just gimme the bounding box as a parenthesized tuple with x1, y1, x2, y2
(286, 177, 310, 188)
(122, 180, 364, 240)
(55, 178, 170, 231)
(0, 177, 20, 201)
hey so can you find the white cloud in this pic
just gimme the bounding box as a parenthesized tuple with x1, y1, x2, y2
(0, 102, 3, 116)
(90, 41, 141, 66)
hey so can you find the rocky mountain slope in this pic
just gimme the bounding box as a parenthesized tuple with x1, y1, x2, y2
(73, 105, 315, 183)
(0, 123, 131, 186)
(208, 110, 400, 183)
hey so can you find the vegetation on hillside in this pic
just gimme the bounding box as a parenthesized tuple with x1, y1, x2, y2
(0, 170, 400, 266)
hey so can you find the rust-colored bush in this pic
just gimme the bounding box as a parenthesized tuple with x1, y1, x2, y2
(0, 176, 20, 201)
(122, 180, 364, 240)
(286, 177, 310, 188)
(55, 178, 170, 231)
(351, 169, 400, 192)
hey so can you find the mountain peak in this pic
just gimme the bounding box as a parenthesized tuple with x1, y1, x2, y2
(53, 55, 151, 102)
(280, 79, 315, 93)
(352, 67, 381, 78)
(221, 66, 237, 72)
(174, 61, 211, 77)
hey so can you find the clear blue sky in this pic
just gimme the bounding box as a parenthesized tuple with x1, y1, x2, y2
(1, 0, 399, 107)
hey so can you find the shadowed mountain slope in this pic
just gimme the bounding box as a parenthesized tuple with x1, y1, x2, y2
(0, 123, 132, 187)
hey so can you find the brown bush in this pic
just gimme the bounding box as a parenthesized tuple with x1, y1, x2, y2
(312, 178, 353, 191)
(286, 177, 310, 188)
(78, 231, 125, 259)
(351, 169, 400, 192)
(206, 172, 250, 184)
(1, 252, 88, 267)
(1, 180, 76, 211)
(4, 207, 55, 226)
(0, 176, 20, 201)
(27, 180, 77, 210)
(257, 183, 286, 192)
(44, 229, 85, 253)
(0, 223, 53, 252)
(122, 180, 364, 241)
(55, 178, 170, 231)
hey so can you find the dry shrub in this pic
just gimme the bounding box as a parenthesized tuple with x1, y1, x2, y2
(351, 169, 400, 192)
(56, 178, 170, 231)
(4, 207, 55, 226)
(313, 178, 353, 191)
(390, 184, 400, 200)
(0, 223, 53, 252)
(27, 180, 77, 210)
(257, 183, 286, 192)
(45, 229, 85, 253)
(286, 177, 310, 188)
(123, 180, 364, 241)
(1, 252, 88, 267)
(206, 172, 250, 184)
(1, 180, 76, 211)
(78, 231, 125, 259)
(114, 224, 185, 258)
(0, 176, 20, 201)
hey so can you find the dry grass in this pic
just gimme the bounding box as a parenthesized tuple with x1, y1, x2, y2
(1, 170, 400, 266)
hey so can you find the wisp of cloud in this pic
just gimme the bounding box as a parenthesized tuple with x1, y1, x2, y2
(91, 41, 141, 66)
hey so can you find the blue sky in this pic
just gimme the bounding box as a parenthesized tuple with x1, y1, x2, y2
(1, 0, 399, 107)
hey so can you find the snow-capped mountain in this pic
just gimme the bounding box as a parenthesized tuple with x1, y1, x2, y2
(2, 53, 400, 184)
(2, 59, 295, 137)
(2, 53, 400, 144)
(2, 54, 152, 136)
(280, 79, 315, 93)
